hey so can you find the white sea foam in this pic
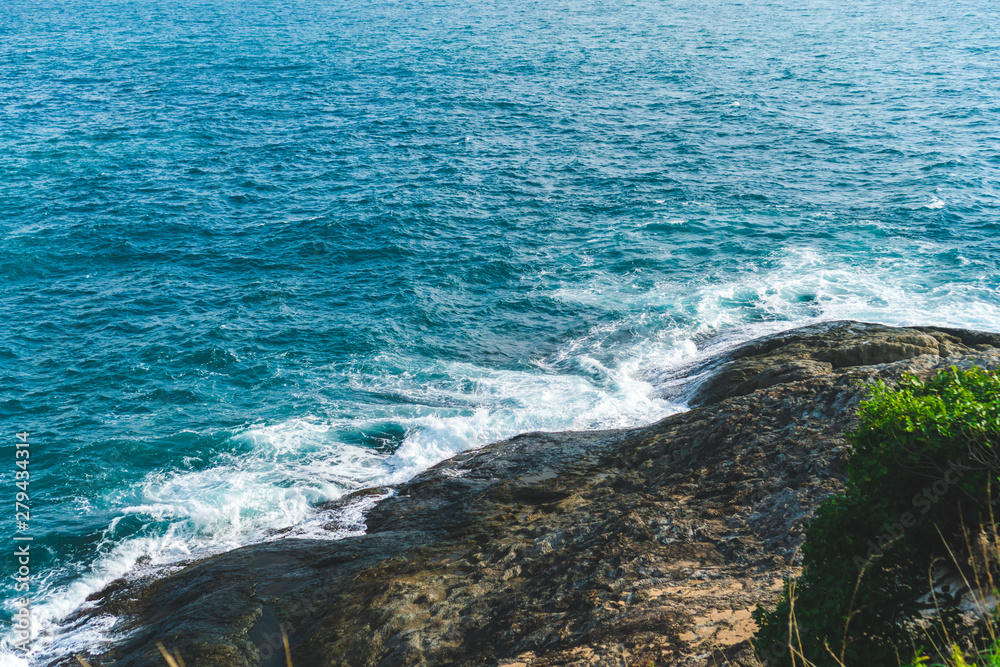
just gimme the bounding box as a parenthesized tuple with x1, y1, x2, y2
(0, 653, 27, 667)
(554, 244, 1000, 336)
(18, 242, 1000, 663)
(21, 349, 686, 661)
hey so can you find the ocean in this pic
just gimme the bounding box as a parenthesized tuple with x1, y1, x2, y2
(2, 0, 999, 661)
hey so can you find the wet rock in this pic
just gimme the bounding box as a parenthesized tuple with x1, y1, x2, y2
(62, 322, 1000, 667)
(686, 321, 990, 406)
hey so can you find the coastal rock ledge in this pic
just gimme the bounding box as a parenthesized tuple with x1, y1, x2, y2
(65, 321, 1000, 667)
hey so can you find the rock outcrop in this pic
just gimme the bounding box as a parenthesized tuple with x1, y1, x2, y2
(62, 321, 1000, 667)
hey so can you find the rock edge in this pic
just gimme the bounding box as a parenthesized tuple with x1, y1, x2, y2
(62, 321, 1000, 667)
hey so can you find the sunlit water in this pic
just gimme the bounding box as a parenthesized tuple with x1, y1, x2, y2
(2, 0, 999, 661)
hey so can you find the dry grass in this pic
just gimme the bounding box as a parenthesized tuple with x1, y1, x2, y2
(752, 513, 1000, 667)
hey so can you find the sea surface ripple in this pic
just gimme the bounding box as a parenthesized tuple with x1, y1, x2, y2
(1, 0, 999, 659)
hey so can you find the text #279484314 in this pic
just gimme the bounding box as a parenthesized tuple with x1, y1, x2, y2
(13, 431, 31, 652)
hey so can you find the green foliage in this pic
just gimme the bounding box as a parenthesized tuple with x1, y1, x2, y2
(753, 367, 1000, 666)
(906, 634, 1000, 667)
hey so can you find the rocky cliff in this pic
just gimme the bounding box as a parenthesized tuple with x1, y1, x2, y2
(63, 321, 1000, 667)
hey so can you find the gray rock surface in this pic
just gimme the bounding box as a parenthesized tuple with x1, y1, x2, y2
(60, 321, 1000, 667)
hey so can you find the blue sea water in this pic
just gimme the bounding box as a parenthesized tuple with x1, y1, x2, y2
(2, 0, 999, 660)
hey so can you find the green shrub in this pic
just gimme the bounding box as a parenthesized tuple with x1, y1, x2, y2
(753, 367, 1000, 666)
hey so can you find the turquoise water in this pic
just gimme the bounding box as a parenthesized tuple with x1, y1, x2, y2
(2, 0, 999, 660)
